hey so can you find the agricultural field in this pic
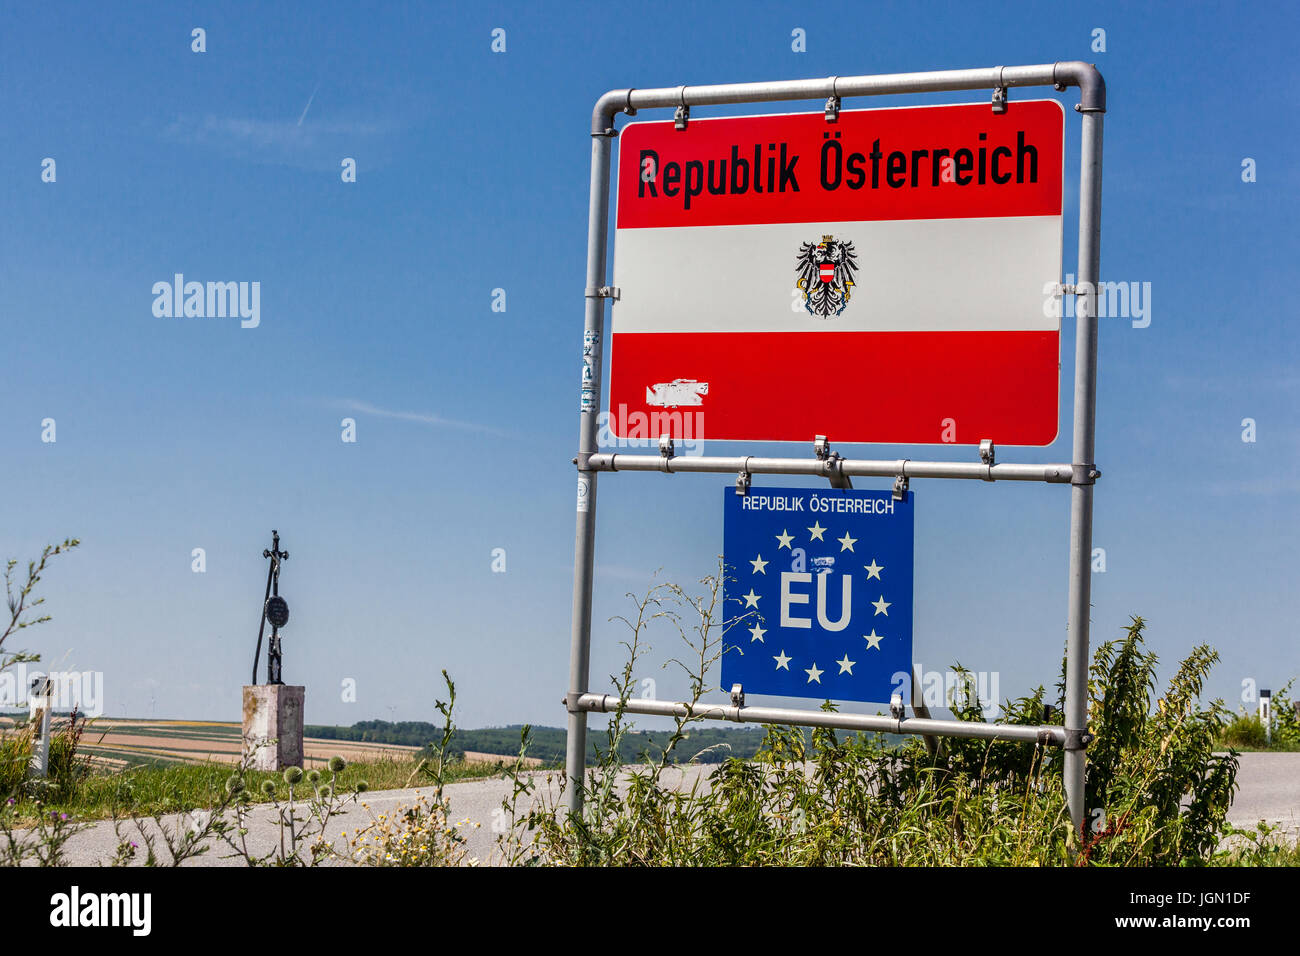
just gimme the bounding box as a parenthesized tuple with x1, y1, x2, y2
(0, 716, 423, 772)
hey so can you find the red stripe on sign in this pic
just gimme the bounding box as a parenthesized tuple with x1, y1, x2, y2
(608, 330, 1060, 446)
(617, 100, 1063, 229)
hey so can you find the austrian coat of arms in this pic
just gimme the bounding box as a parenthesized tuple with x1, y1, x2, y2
(795, 235, 859, 318)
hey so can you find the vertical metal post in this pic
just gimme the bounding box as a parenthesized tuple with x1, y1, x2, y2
(565, 130, 615, 818)
(1063, 107, 1104, 833)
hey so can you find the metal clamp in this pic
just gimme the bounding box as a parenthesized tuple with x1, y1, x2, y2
(979, 438, 996, 480)
(659, 434, 674, 458)
(992, 86, 1008, 113)
(584, 286, 620, 300)
(735, 467, 751, 496)
(1063, 728, 1094, 751)
(892, 472, 909, 501)
(674, 88, 690, 130)
(890, 691, 905, 720)
(825, 78, 841, 122)
(623, 89, 638, 117)
(1071, 463, 1101, 485)
(827, 454, 852, 490)
(730, 684, 746, 707)
(815, 435, 852, 488)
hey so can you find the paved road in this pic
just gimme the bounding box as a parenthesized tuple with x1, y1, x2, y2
(28, 764, 711, 866)
(21, 753, 1298, 865)
(1223, 752, 1300, 832)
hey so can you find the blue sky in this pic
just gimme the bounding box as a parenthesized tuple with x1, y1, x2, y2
(1, 1, 1296, 730)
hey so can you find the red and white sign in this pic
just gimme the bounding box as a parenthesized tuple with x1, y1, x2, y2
(608, 100, 1064, 445)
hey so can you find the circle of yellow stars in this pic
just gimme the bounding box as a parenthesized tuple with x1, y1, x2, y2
(739, 522, 893, 683)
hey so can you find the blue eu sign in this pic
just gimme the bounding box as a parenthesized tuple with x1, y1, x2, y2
(722, 486, 914, 704)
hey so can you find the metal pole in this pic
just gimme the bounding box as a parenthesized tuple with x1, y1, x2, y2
(589, 62, 1106, 132)
(1063, 102, 1106, 834)
(576, 693, 1065, 747)
(589, 452, 1074, 484)
(911, 666, 940, 757)
(564, 130, 615, 819)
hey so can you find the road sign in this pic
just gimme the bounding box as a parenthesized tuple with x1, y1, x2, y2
(609, 100, 1064, 445)
(722, 486, 914, 704)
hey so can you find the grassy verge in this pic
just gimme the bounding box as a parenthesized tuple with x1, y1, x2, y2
(5, 754, 513, 825)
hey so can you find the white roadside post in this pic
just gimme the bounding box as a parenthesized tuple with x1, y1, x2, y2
(28, 677, 53, 779)
(1259, 689, 1272, 748)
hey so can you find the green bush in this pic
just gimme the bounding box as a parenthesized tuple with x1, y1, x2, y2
(47, 718, 91, 801)
(513, 568, 1239, 867)
(1220, 713, 1269, 749)
(0, 717, 90, 804)
(1218, 680, 1300, 751)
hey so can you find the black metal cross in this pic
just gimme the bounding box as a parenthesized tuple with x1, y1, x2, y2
(252, 530, 290, 685)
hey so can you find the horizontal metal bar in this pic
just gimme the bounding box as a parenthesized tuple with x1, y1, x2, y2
(577, 693, 1064, 747)
(588, 453, 1073, 484)
(593, 61, 1104, 134)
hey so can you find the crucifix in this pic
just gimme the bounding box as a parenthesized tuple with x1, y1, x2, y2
(252, 530, 291, 685)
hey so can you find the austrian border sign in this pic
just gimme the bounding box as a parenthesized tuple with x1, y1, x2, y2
(609, 100, 1065, 446)
(723, 487, 914, 704)
(568, 63, 1107, 834)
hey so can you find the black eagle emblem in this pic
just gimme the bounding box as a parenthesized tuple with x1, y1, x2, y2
(796, 235, 859, 318)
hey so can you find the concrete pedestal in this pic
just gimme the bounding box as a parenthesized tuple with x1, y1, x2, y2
(242, 684, 305, 771)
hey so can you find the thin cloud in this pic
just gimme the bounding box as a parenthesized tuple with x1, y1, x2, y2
(164, 114, 391, 147)
(159, 112, 397, 170)
(336, 399, 512, 438)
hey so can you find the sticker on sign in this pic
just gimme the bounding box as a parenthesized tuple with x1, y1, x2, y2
(609, 100, 1065, 446)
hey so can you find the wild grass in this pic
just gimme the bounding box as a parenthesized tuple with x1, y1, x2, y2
(1, 750, 504, 825)
(493, 562, 1251, 867)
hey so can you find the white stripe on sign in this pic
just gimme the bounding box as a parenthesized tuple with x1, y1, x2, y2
(611, 214, 1062, 334)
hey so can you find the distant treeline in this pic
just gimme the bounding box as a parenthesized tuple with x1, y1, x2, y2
(303, 721, 785, 765)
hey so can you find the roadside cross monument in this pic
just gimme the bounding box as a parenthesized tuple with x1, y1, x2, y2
(242, 530, 305, 770)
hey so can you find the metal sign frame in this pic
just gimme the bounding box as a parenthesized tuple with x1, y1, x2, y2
(565, 62, 1105, 833)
